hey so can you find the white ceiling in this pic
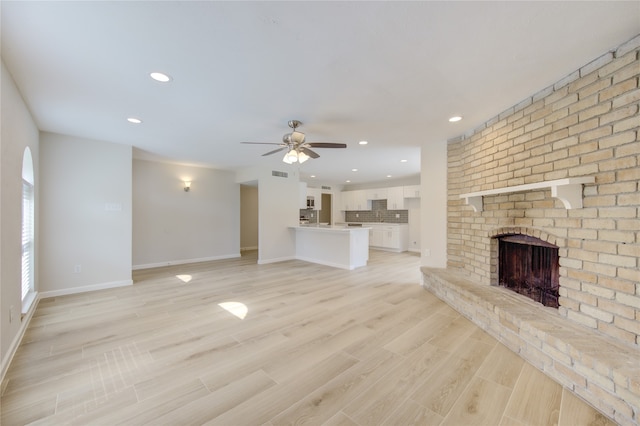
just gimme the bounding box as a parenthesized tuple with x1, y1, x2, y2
(2, 1, 639, 185)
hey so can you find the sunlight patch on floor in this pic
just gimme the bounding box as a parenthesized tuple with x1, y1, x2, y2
(218, 302, 248, 319)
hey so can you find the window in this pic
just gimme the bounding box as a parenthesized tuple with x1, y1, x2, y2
(22, 147, 35, 305)
(22, 179, 34, 300)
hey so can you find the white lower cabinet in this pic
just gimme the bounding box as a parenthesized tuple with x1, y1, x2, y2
(369, 227, 384, 247)
(367, 224, 408, 252)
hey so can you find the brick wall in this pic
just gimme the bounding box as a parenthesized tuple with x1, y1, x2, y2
(447, 35, 640, 347)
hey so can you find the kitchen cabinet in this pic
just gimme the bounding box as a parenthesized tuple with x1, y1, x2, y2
(341, 184, 420, 211)
(340, 191, 353, 211)
(341, 190, 370, 211)
(353, 191, 369, 210)
(403, 185, 420, 198)
(366, 188, 388, 201)
(368, 223, 408, 252)
(307, 187, 323, 211)
(369, 227, 384, 247)
(386, 187, 405, 210)
(292, 225, 369, 270)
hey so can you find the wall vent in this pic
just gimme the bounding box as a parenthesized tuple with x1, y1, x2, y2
(271, 171, 288, 178)
(322, 185, 331, 190)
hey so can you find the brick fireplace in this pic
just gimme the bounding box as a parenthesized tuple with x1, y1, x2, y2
(495, 232, 560, 308)
(422, 34, 639, 424)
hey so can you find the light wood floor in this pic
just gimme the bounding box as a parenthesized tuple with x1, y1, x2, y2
(2, 250, 613, 425)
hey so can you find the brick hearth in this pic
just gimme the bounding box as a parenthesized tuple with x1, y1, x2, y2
(434, 34, 640, 424)
(421, 268, 639, 425)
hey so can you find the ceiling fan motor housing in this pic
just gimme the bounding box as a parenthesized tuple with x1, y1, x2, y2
(282, 131, 306, 145)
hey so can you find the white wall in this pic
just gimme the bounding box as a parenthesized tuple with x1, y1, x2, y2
(240, 185, 258, 251)
(258, 173, 298, 263)
(406, 197, 421, 253)
(132, 159, 240, 268)
(39, 132, 132, 296)
(0, 60, 40, 377)
(236, 166, 298, 264)
(420, 140, 447, 267)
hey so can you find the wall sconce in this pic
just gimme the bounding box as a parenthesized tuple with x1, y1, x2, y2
(183, 181, 191, 192)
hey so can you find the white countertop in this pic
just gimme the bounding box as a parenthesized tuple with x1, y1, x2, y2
(292, 225, 371, 231)
(336, 222, 408, 226)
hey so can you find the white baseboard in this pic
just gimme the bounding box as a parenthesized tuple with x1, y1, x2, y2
(257, 255, 295, 265)
(295, 256, 355, 270)
(132, 253, 241, 270)
(39, 279, 133, 299)
(240, 246, 258, 252)
(1, 292, 40, 383)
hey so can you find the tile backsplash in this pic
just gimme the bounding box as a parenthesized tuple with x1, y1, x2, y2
(345, 200, 408, 223)
(299, 209, 318, 223)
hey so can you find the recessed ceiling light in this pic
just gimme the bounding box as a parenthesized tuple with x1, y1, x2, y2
(400, 159, 408, 163)
(127, 117, 142, 124)
(352, 168, 358, 172)
(386, 175, 392, 178)
(345, 180, 351, 183)
(358, 141, 368, 145)
(310, 175, 316, 178)
(449, 116, 462, 122)
(150, 72, 172, 82)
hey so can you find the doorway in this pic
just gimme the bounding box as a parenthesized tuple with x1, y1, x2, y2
(319, 193, 332, 224)
(240, 183, 258, 253)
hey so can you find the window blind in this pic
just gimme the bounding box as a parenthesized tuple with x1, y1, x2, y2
(22, 179, 34, 301)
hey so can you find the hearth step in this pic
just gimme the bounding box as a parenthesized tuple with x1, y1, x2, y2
(421, 267, 639, 426)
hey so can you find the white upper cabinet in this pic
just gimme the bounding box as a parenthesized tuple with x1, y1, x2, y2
(386, 187, 405, 210)
(339, 190, 352, 211)
(341, 184, 420, 211)
(340, 190, 370, 211)
(307, 187, 323, 211)
(403, 185, 420, 198)
(365, 188, 388, 201)
(352, 190, 369, 210)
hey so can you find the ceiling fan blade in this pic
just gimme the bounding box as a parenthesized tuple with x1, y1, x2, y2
(241, 141, 284, 145)
(262, 147, 287, 156)
(300, 147, 320, 158)
(306, 142, 347, 148)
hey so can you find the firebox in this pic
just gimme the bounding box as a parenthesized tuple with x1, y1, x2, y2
(497, 235, 560, 308)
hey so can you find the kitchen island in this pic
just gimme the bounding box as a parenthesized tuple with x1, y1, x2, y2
(290, 225, 370, 270)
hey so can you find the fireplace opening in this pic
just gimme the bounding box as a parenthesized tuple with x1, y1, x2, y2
(498, 235, 560, 308)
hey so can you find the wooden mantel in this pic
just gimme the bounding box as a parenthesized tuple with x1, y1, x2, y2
(460, 177, 595, 212)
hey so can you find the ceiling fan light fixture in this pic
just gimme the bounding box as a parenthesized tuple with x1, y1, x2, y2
(298, 151, 310, 163)
(283, 149, 298, 164)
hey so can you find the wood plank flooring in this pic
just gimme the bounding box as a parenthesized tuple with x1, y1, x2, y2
(1, 250, 614, 425)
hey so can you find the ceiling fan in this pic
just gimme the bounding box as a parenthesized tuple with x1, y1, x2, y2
(241, 120, 347, 164)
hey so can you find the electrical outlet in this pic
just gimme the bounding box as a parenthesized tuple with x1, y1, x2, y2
(356, 213, 359, 217)
(310, 213, 314, 217)
(395, 214, 400, 218)
(74, 264, 82, 273)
